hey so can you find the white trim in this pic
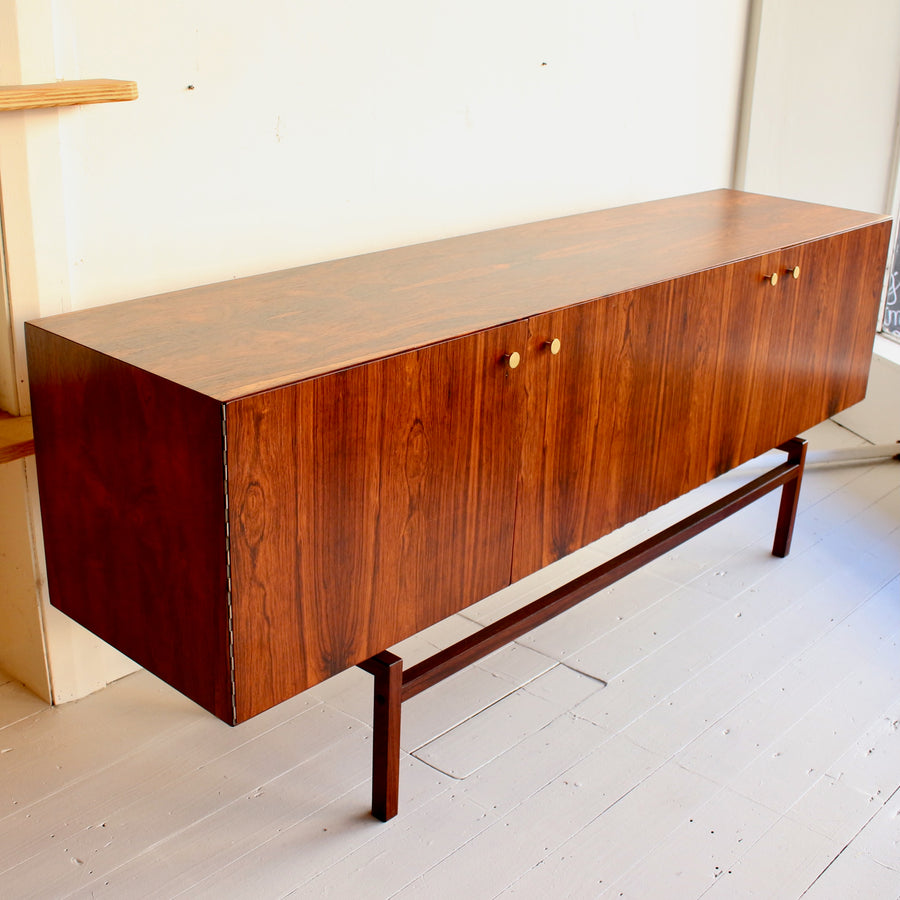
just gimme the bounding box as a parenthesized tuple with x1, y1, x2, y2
(731, 0, 764, 191)
(874, 332, 900, 366)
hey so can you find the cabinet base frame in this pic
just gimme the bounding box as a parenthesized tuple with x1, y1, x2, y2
(359, 437, 808, 821)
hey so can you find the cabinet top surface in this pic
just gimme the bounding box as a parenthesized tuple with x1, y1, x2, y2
(28, 189, 889, 402)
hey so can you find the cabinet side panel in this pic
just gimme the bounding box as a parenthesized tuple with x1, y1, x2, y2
(25, 326, 233, 722)
(227, 324, 526, 721)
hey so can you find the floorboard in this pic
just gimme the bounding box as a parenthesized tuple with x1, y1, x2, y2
(0, 420, 898, 899)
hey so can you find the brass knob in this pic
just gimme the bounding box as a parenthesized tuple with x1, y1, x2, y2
(765, 272, 778, 286)
(788, 265, 800, 279)
(546, 338, 561, 355)
(504, 351, 521, 369)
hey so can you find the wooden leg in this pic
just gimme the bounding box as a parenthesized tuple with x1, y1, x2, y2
(358, 650, 403, 822)
(353, 439, 807, 821)
(772, 437, 808, 558)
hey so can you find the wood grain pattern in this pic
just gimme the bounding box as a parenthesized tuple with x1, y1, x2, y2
(776, 226, 890, 431)
(512, 222, 889, 579)
(30, 191, 889, 402)
(358, 651, 403, 822)
(513, 263, 739, 578)
(2, 425, 897, 894)
(24, 192, 892, 726)
(361, 441, 807, 820)
(226, 324, 527, 721)
(0, 79, 138, 111)
(25, 326, 233, 722)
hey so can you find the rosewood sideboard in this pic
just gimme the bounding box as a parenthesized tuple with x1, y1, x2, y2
(26, 190, 890, 818)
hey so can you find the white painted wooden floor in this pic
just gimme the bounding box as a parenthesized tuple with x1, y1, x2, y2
(1, 420, 899, 899)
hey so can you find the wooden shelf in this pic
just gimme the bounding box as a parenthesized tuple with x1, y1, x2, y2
(0, 79, 137, 112)
(0, 412, 35, 464)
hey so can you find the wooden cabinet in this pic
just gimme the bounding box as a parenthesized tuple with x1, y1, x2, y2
(510, 226, 887, 579)
(226, 324, 528, 720)
(25, 190, 891, 725)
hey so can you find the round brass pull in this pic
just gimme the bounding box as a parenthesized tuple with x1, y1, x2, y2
(788, 265, 800, 279)
(546, 338, 561, 355)
(504, 351, 521, 370)
(765, 272, 778, 286)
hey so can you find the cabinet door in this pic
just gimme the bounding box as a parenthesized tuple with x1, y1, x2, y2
(512, 266, 736, 580)
(704, 251, 792, 470)
(770, 226, 889, 439)
(512, 296, 632, 579)
(709, 224, 889, 464)
(511, 223, 889, 583)
(226, 322, 527, 721)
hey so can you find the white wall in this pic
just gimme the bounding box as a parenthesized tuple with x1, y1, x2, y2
(0, 0, 89, 702)
(738, 0, 900, 214)
(0, 0, 751, 701)
(51, 0, 749, 310)
(737, 0, 900, 443)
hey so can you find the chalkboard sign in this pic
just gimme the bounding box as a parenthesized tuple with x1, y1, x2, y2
(884, 226, 900, 337)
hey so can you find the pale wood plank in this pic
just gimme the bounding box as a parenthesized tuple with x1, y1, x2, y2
(724, 615, 900, 815)
(511, 450, 845, 668)
(573, 524, 897, 741)
(699, 817, 840, 900)
(0, 79, 137, 111)
(818, 694, 900, 799)
(0, 670, 207, 818)
(0, 413, 34, 464)
(457, 710, 610, 816)
(296, 792, 497, 900)
(0, 678, 46, 730)
(801, 848, 900, 900)
(675, 593, 900, 789)
(388, 612, 483, 667)
(412, 665, 603, 778)
(309, 640, 557, 752)
(787, 777, 889, 846)
(71, 727, 382, 899)
(2, 703, 357, 896)
(495, 760, 721, 897)
(559, 583, 728, 682)
(796, 462, 900, 549)
(67, 727, 375, 898)
(799, 419, 870, 451)
(837, 787, 900, 875)
(392, 734, 667, 900)
(0, 419, 895, 898)
(569, 569, 812, 736)
(784, 698, 900, 863)
(515, 568, 685, 662)
(460, 464, 896, 892)
(400, 644, 557, 752)
(623, 560, 900, 762)
(598, 786, 778, 898)
(1, 718, 207, 869)
(167, 757, 449, 898)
